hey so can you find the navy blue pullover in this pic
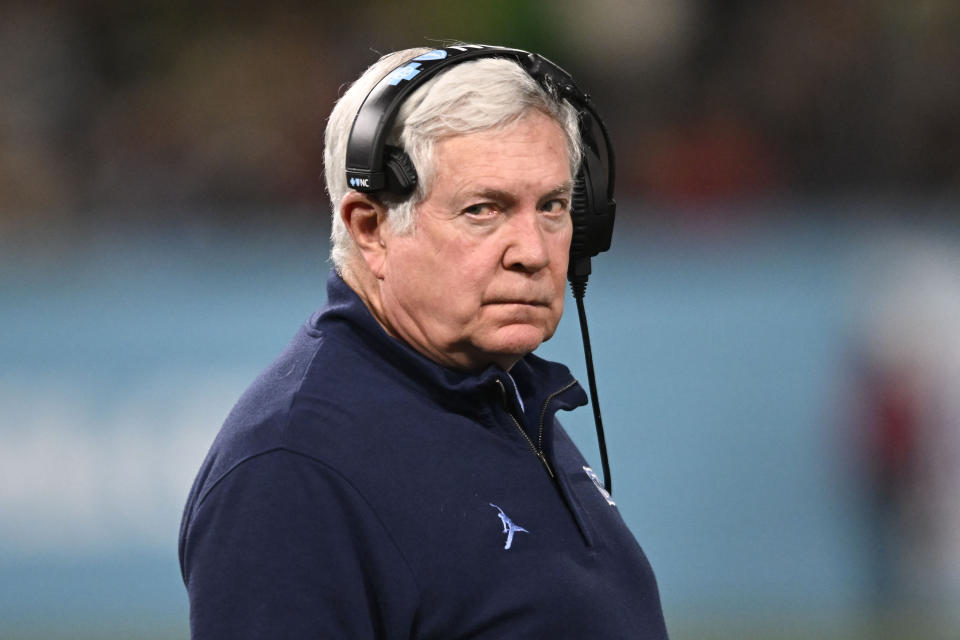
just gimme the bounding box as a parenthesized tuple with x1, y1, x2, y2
(179, 272, 668, 639)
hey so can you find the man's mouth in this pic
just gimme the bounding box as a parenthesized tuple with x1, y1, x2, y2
(486, 299, 550, 307)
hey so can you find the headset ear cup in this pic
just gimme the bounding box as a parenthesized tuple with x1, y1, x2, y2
(383, 145, 418, 195)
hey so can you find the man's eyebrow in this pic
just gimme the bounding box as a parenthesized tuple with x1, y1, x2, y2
(466, 188, 513, 203)
(542, 181, 574, 198)
(463, 182, 574, 203)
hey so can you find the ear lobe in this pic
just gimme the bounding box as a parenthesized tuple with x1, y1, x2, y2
(340, 192, 389, 277)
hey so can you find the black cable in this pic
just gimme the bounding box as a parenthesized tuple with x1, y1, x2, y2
(571, 281, 612, 496)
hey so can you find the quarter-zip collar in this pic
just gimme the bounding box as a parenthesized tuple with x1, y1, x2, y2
(314, 271, 587, 419)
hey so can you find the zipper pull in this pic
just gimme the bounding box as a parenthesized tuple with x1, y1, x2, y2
(538, 451, 556, 479)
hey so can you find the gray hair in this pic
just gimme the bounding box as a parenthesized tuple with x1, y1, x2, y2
(323, 48, 583, 270)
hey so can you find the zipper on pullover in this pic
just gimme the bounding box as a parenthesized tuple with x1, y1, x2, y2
(494, 377, 576, 480)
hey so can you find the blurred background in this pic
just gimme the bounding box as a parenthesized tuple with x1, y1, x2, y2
(1, 1, 959, 638)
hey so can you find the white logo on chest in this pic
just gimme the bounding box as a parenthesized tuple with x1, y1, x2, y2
(489, 503, 529, 550)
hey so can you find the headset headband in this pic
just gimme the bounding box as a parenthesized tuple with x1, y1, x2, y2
(344, 43, 616, 273)
(346, 46, 599, 186)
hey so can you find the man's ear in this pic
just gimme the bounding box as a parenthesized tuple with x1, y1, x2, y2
(340, 192, 390, 278)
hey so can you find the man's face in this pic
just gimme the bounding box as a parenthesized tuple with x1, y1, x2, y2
(377, 110, 573, 371)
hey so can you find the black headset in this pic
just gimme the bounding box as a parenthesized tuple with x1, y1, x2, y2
(344, 44, 616, 495)
(344, 44, 616, 288)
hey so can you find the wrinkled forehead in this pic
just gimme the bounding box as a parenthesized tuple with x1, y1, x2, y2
(424, 110, 574, 201)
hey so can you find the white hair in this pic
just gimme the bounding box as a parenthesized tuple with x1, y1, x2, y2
(323, 47, 583, 271)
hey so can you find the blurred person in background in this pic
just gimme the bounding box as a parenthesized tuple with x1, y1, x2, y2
(178, 45, 668, 639)
(855, 240, 960, 626)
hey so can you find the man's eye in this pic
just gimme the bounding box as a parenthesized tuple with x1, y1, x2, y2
(463, 203, 498, 218)
(540, 199, 568, 215)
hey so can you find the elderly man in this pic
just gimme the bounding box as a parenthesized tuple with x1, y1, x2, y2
(179, 45, 668, 639)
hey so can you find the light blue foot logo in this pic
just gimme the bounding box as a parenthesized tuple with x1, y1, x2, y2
(489, 503, 529, 550)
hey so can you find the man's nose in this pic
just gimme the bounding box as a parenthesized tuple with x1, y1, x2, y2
(503, 211, 551, 273)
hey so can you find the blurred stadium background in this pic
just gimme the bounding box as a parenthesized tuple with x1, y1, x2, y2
(2, 1, 959, 638)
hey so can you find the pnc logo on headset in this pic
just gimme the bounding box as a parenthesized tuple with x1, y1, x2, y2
(348, 177, 370, 188)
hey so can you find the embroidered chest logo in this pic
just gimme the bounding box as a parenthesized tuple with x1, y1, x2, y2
(489, 503, 529, 550)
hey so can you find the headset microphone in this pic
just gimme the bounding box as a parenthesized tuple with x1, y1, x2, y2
(345, 44, 617, 494)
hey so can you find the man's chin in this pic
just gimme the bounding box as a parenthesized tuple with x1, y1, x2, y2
(482, 324, 554, 359)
